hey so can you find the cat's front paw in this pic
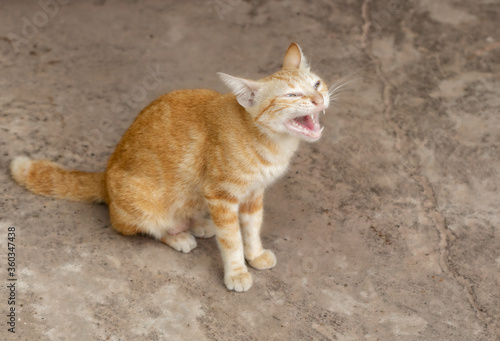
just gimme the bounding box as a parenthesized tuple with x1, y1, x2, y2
(247, 249, 277, 270)
(225, 271, 253, 292)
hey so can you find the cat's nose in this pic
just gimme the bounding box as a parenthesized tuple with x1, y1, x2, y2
(311, 95, 324, 107)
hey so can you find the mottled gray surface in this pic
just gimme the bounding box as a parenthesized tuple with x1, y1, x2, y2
(1, 0, 499, 340)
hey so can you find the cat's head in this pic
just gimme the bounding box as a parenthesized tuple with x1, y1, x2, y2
(218, 43, 329, 142)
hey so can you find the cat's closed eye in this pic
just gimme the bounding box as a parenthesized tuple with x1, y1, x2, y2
(285, 93, 303, 97)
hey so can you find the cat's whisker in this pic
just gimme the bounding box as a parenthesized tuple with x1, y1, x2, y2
(329, 96, 351, 103)
(328, 77, 348, 91)
(329, 90, 354, 97)
(328, 87, 354, 95)
(329, 85, 350, 97)
(328, 90, 354, 100)
(328, 70, 363, 97)
(329, 77, 362, 95)
(329, 92, 354, 102)
(330, 71, 359, 86)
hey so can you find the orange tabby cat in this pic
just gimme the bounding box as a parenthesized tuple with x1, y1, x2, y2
(10, 43, 329, 292)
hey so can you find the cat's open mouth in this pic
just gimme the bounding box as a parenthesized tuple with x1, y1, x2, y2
(285, 110, 324, 140)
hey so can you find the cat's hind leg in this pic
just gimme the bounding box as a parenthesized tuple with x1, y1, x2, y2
(107, 171, 198, 252)
(190, 213, 216, 238)
(161, 231, 197, 253)
(146, 218, 197, 253)
(109, 202, 197, 253)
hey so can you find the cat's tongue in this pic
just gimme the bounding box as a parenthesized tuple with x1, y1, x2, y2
(294, 114, 316, 131)
(288, 111, 324, 140)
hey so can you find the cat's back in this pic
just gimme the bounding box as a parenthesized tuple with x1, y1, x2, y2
(108, 88, 225, 170)
(135, 88, 220, 123)
(118, 88, 220, 139)
(161, 88, 221, 112)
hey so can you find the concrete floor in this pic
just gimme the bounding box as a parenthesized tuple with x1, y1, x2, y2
(1, 0, 499, 340)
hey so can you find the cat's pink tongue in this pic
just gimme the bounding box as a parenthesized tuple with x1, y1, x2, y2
(296, 115, 313, 130)
(295, 113, 319, 131)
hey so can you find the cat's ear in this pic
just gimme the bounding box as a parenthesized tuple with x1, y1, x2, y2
(217, 72, 262, 108)
(282, 43, 309, 70)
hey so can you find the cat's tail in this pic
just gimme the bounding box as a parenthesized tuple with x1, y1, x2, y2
(10, 156, 107, 204)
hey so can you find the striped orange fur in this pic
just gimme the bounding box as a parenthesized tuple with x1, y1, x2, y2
(10, 43, 329, 292)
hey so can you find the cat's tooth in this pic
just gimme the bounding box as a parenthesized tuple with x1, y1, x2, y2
(322, 110, 325, 115)
(320, 126, 324, 133)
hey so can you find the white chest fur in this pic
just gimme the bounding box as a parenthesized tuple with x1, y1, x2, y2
(255, 136, 300, 187)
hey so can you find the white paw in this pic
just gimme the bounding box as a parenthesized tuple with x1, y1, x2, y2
(190, 218, 216, 238)
(162, 232, 197, 253)
(224, 271, 253, 292)
(248, 249, 277, 270)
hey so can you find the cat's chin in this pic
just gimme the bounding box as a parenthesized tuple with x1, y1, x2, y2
(285, 110, 324, 142)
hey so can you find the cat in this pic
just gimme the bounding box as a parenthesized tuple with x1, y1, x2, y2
(10, 43, 330, 292)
